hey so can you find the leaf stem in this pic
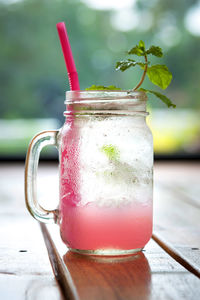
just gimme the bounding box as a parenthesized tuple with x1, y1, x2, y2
(133, 54, 148, 91)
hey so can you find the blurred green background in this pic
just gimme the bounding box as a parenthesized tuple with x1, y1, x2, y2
(0, 0, 200, 158)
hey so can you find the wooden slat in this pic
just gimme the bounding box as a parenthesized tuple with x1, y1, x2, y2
(153, 232, 200, 278)
(0, 215, 64, 300)
(153, 162, 200, 278)
(42, 224, 200, 300)
(0, 274, 62, 300)
(170, 183, 200, 209)
(154, 162, 200, 209)
(41, 224, 79, 300)
(0, 164, 63, 300)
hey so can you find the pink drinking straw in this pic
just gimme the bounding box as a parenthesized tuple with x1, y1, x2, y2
(56, 22, 80, 91)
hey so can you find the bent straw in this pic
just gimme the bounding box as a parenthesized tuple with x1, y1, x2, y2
(56, 22, 80, 91)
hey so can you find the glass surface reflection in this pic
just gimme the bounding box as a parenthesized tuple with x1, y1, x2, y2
(63, 251, 151, 300)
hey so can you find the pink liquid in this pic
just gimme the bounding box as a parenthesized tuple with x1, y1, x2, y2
(60, 202, 152, 251)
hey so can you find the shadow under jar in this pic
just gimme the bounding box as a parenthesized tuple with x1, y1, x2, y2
(25, 90, 153, 256)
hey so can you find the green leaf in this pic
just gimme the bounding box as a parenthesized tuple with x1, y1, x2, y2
(146, 46, 163, 57)
(116, 59, 148, 72)
(140, 88, 176, 108)
(101, 144, 120, 161)
(128, 40, 146, 56)
(139, 40, 145, 51)
(116, 59, 137, 71)
(146, 64, 172, 89)
(85, 85, 121, 91)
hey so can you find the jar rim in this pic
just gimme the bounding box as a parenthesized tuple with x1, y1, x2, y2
(65, 90, 147, 104)
(64, 90, 148, 117)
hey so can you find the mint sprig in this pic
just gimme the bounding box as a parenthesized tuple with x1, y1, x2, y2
(86, 40, 175, 108)
(116, 40, 175, 108)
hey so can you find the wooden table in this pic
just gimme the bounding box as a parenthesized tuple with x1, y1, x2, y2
(0, 162, 200, 299)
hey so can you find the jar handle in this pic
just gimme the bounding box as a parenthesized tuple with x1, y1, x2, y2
(25, 130, 59, 224)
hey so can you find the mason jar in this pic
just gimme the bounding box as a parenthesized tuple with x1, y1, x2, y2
(25, 90, 153, 256)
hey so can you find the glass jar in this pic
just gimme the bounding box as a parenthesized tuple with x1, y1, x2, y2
(25, 90, 153, 256)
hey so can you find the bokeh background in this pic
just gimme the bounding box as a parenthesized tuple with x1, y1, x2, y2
(0, 0, 200, 159)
